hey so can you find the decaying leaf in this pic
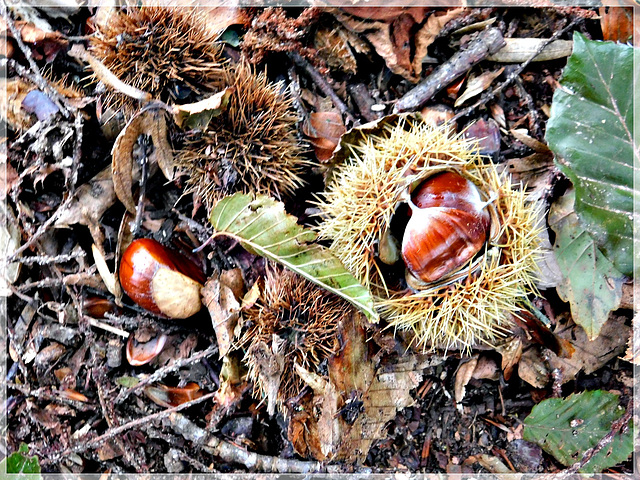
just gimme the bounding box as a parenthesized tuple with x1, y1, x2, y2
(517, 347, 549, 389)
(549, 190, 624, 340)
(546, 314, 630, 384)
(454, 67, 504, 107)
(487, 38, 573, 63)
(413, 8, 467, 76)
(0, 78, 37, 131)
(202, 272, 242, 359)
(598, 7, 633, 44)
(302, 111, 346, 162)
(454, 356, 478, 403)
(112, 107, 173, 211)
(172, 87, 233, 130)
(494, 336, 523, 381)
(55, 166, 116, 247)
(247, 337, 285, 417)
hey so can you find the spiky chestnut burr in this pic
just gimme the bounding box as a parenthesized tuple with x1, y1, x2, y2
(239, 265, 353, 415)
(174, 61, 308, 211)
(315, 114, 543, 351)
(89, 6, 227, 115)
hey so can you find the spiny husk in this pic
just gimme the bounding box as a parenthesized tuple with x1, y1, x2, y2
(240, 266, 352, 413)
(316, 116, 480, 292)
(89, 6, 227, 114)
(174, 61, 308, 211)
(316, 115, 544, 351)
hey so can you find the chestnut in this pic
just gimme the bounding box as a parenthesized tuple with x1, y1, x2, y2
(402, 171, 490, 284)
(119, 238, 205, 319)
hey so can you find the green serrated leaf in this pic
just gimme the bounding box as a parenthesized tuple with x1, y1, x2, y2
(546, 32, 638, 277)
(2, 443, 42, 477)
(549, 190, 623, 340)
(523, 390, 633, 473)
(210, 193, 378, 322)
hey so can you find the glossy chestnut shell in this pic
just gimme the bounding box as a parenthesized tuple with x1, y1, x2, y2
(401, 171, 490, 284)
(119, 238, 205, 318)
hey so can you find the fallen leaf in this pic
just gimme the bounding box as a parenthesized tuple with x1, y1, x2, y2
(0, 78, 36, 131)
(454, 356, 478, 403)
(547, 314, 630, 384)
(302, 111, 346, 162)
(413, 8, 467, 77)
(1, 19, 68, 62)
(91, 243, 121, 298)
(455, 67, 504, 106)
(112, 108, 170, 211)
(172, 87, 233, 130)
(208, 354, 251, 427)
(339, 7, 429, 23)
(599, 7, 633, 44)
(494, 336, 523, 381)
(517, 347, 549, 389)
(55, 166, 116, 248)
(202, 273, 242, 359)
(0, 202, 21, 296)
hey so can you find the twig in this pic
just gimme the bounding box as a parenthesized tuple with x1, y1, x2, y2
(169, 412, 330, 473)
(37, 390, 218, 466)
(115, 343, 219, 404)
(1, 2, 72, 117)
(394, 27, 506, 113)
(16, 251, 86, 265)
(68, 109, 84, 194)
(556, 398, 634, 477)
(85, 316, 130, 338)
(451, 17, 583, 122)
(288, 51, 354, 125)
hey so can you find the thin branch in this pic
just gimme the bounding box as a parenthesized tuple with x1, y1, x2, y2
(37, 391, 218, 466)
(288, 51, 354, 125)
(169, 412, 332, 473)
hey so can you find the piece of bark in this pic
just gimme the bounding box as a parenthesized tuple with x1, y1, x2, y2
(394, 27, 505, 113)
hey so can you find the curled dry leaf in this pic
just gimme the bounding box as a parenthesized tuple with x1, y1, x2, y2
(112, 107, 172, 212)
(413, 8, 467, 77)
(172, 87, 233, 130)
(494, 336, 523, 381)
(202, 272, 242, 359)
(454, 356, 478, 403)
(599, 7, 633, 44)
(454, 67, 504, 107)
(145, 382, 204, 408)
(55, 166, 116, 247)
(302, 111, 346, 162)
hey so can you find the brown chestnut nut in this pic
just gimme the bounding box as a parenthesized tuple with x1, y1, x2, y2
(402, 171, 490, 284)
(119, 238, 205, 319)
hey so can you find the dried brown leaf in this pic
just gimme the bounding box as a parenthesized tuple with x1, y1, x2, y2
(413, 8, 466, 77)
(55, 166, 116, 247)
(202, 274, 241, 359)
(339, 7, 429, 23)
(172, 87, 232, 130)
(145, 382, 204, 408)
(495, 337, 523, 381)
(518, 347, 549, 389)
(454, 355, 478, 403)
(547, 314, 630, 383)
(599, 7, 633, 44)
(454, 67, 504, 107)
(302, 111, 346, 162)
